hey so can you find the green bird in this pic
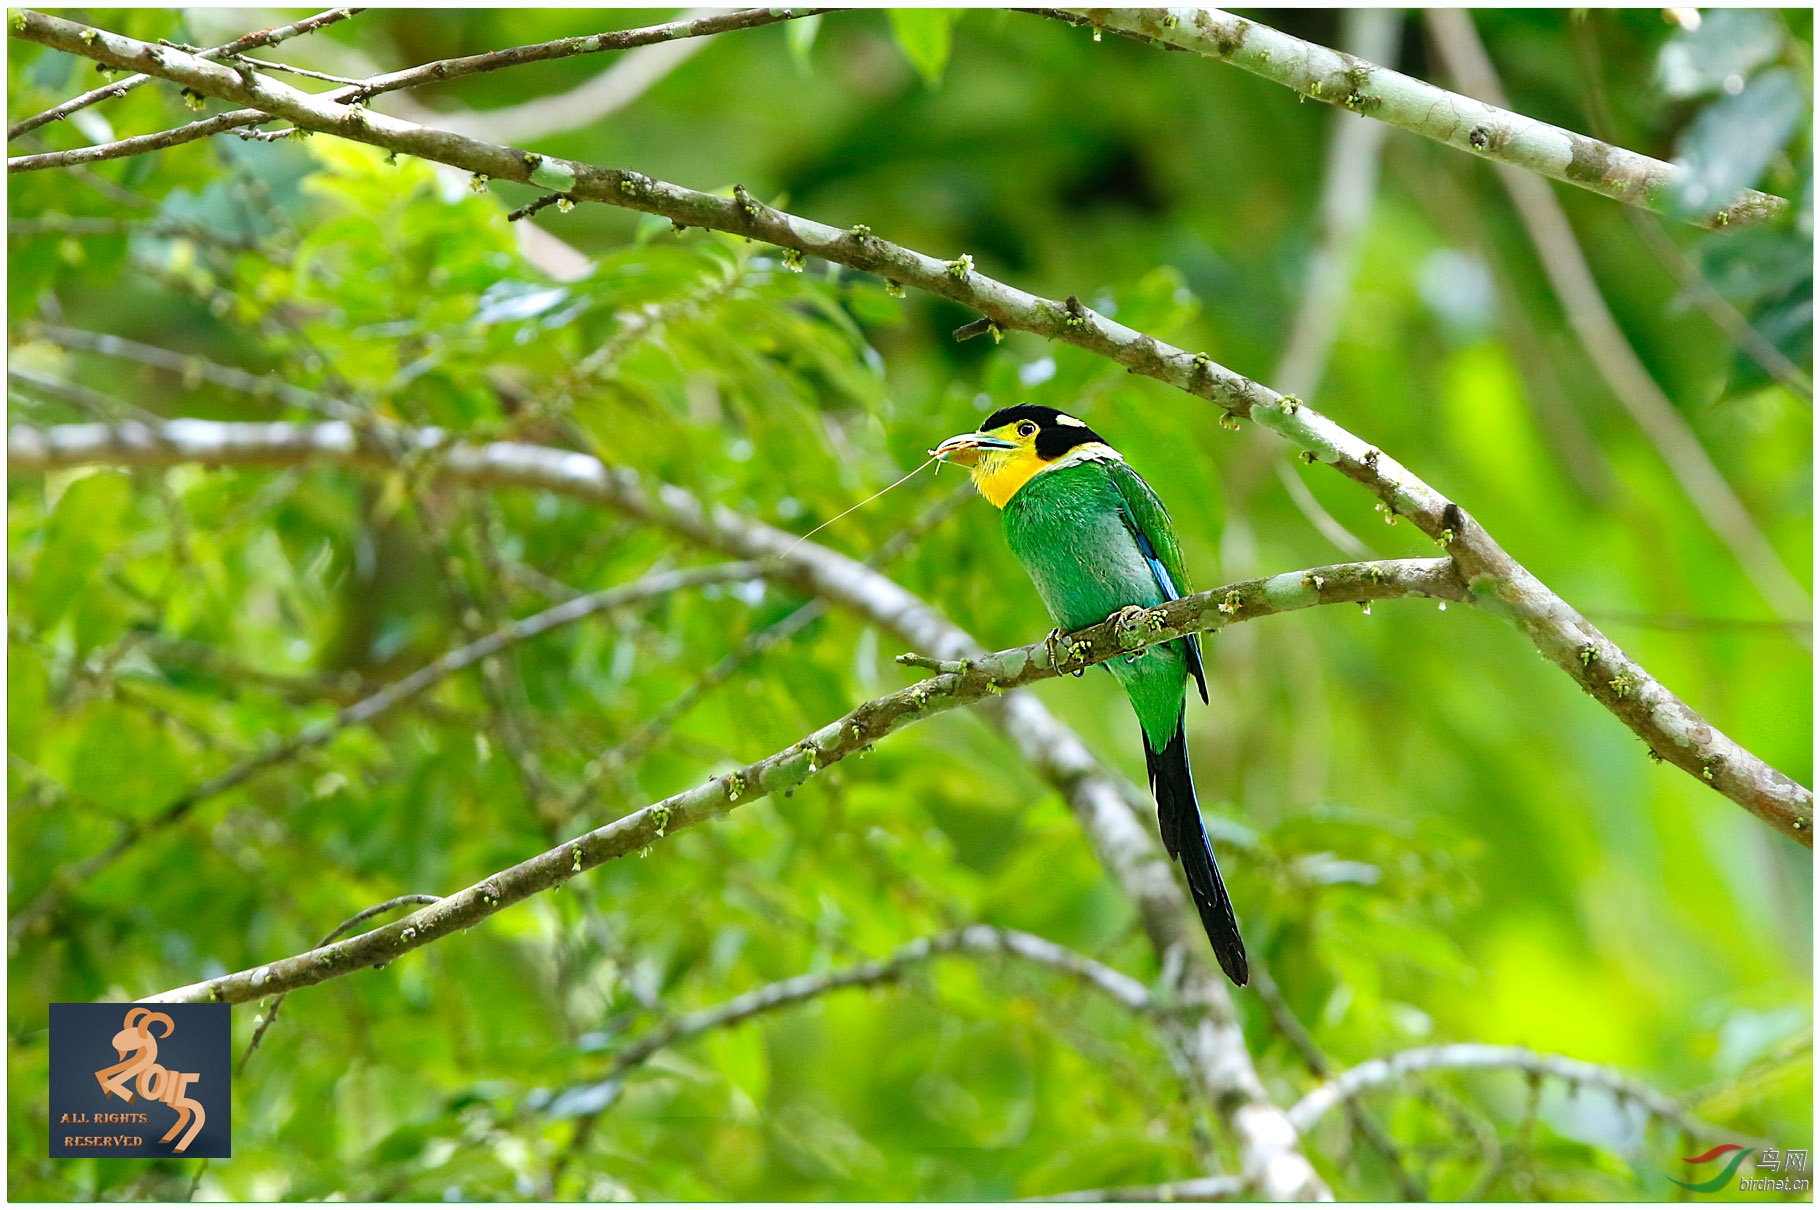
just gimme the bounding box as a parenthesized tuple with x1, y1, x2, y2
(933, 405, 1247, 985)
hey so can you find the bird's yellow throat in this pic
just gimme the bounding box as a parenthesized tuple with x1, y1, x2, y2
(968, 446, 1046, 509)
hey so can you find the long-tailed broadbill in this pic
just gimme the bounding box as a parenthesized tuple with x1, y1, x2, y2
(932, 405, 1247, 985)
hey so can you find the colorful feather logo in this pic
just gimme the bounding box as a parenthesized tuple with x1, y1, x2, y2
(1668, 1144, 1752, 1193)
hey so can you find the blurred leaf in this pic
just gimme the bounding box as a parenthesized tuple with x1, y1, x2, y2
(888, 9, 961, 89)
(30, 471, 130, 631)
(787, 13, 823, 74)
(1656, 9, 1786, 99)
(1670, 67, 1804, 218)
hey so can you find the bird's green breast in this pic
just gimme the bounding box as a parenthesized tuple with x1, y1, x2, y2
(1001, 460, 1186, 747)
(1002, 461, 1163, 627)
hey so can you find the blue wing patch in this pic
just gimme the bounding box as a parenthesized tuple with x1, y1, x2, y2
(1130, 524, 1209, 705)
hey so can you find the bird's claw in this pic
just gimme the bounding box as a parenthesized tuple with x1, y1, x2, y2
(1112, 604, 1154, 658)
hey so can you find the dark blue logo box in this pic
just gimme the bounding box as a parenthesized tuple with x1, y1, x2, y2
(48, 1003, 231, 1159)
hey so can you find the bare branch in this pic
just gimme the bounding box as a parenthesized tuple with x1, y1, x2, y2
(6, 7, 360, 141)
(1425, 9, 1811, 628)
(1286, 1043, 1749, 1147)
(1038, 8, 1787, 230)
(6, 560, 763, 939)
(379, 7, 725, 145)
(7, 8, 823, 173)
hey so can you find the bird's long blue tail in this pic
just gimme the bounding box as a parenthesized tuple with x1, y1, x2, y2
(1144, 715, 1248, 986)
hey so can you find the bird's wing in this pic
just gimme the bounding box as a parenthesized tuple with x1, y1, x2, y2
(1105, 458, 1208, 704)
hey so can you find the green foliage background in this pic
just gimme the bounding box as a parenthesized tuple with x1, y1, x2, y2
(7, 7, 1812, 1201)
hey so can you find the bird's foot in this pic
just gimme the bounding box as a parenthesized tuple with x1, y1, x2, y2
(1045, 626, 1095, 677)
(1111, 604, 1160, 659)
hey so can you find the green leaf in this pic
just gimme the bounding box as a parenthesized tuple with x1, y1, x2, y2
(787, 13, 823, 74)
(31, 471, 130, 631)
(889, 9, 961, 89)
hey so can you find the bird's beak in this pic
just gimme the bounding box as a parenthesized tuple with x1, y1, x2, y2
(930, 432, 1017, 467)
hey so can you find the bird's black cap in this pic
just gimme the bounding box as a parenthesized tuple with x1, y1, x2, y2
(980, 404, 1107, 461)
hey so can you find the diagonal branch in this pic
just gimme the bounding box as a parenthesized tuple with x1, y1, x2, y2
(1286, 1043, 1751, 1147)
(133, 550, 1465, 1006)
(6, 8, 823, 173)
(6, 560, 763, 939)
(237, 892, 442, 1074)
(1038, 8, 1787, 230)
(8, 13, 1804, 843)
(6, 6, 360, 141)
(1424, 8, 1810, 628)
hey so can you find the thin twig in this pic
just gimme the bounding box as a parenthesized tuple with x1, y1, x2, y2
(7, 214, 272, 253)
(132, 553, 1462, 1006)
(24, 324, 358, 420)
(7, 9, 825, 173)
(7, 7, 360, 140)
(237, 893, 442, 1073)
(1257, 7, 1403, 559)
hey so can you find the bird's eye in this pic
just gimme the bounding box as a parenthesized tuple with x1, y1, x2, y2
(1016, 421, 1038, 438)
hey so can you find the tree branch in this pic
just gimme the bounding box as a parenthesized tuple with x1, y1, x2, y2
(237, 892, 442, 1074)
(1038, 8, 1787, 230)
(12, 419, 1807, 845)
(1285, 1043, 1750, 1147)
(132, 550, 1461, 1005)
(6, 6, 360, 141)
(378, 7, 724, 145)
(6, 8, 822, 173)
(6, 560, 763, 939)
(1424, 8, 1811, 628)
(8, 12, 1802, 843)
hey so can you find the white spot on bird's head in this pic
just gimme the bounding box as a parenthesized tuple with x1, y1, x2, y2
(1055, 413, 1088, 427)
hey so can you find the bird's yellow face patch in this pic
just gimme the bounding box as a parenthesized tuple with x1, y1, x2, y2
(965, 418, 1046, 509)
(930, 408, 1103, 508)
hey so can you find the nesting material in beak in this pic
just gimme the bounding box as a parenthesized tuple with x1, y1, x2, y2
(930, 432, 1017, 467)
